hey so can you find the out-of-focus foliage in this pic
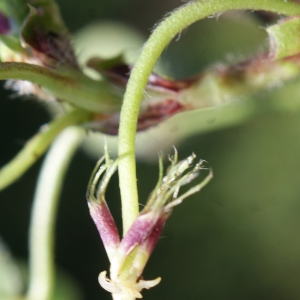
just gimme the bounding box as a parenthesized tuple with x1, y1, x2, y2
(0, 238, 22, 299)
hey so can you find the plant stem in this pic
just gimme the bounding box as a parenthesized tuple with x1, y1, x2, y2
(26, 126, 84, 300)
(0, 62, 122, 113)
(0, 108, 90, 191)
(118, 0, 300, 234)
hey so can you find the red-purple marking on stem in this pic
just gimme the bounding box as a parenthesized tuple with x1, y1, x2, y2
(0, 13, 10, 35)
(91, 99, 185, 134)
(147, 73, 197, 92)
(88, 60, 197, 93)
(137, 99, 184, 131)
(89, 201, 120, 255)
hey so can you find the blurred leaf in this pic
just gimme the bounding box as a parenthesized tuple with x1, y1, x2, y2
(0, 12, 10, 35)
(73, 21, 145, 66)
(52, 270, 83, 300)
(0, 0, 78, 69)
(0, 0, 64, 27)
(157, 12, 267, 78)
(20, 3, 78, 69)
(0, 238, 23, 299)
(267, 16, 300, 59)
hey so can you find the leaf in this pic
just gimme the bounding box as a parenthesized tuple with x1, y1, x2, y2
(21, 4, 78, 69)
(267, 16, 300, 59)
(1, 0, 65, 29)
(0, 0, 78, 69)
(0, 0, 28, 28)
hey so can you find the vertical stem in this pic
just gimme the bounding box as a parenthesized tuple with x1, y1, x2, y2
(26, 127, 84, 300)
(118, 0, 300, 234)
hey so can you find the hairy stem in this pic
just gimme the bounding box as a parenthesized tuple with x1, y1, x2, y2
(0, 62, 122, 113)
(26, 126, 84, 300)
(0, 108, 90, 191)
(118, 0, 300, 234)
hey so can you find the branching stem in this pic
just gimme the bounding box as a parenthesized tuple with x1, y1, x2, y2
(118, 0, 300, 234)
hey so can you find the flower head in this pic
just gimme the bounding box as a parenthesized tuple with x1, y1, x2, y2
(87, 147, 212, 299)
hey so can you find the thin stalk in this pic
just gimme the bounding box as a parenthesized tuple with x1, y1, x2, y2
(0, 62, 122, 113)
(0, 108, 90, 191)
(118, 0, 300, 234)
(26, 126, 84, 300)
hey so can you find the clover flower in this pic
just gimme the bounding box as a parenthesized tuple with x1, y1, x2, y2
(87, 147, 212, 299)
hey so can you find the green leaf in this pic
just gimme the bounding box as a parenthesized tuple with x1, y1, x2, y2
(0, 1, 28, 27)
(20, 4, 78, 69)
(0, 0, 78, 69)
(267, 16, 300, 59)
(1, 0, 64, 28)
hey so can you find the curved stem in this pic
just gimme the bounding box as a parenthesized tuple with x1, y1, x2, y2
(0, 108, 90, 191)
(26, 126, 84, 300)
(0, 62, 122, 113)
(118, 0, 300, 233)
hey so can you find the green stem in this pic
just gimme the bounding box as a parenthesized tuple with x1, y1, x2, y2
(118, 0, 300, 234)
(0, 108, 90, 191)
(26, 126, 84, 300)
(0, 62, 122, 113)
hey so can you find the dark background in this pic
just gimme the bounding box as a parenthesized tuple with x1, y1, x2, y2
(1, 1, 300, 299)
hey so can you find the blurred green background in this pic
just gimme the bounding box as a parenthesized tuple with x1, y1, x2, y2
(2, 0, 300, 299)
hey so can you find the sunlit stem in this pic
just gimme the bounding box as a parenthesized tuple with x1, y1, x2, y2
(26, 127, 84, 300)
(118, 0, 300, 234)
